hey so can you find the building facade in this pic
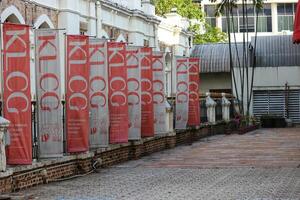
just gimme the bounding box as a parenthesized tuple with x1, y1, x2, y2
(192, 35, 300, 124)
(0, 0, 192, 97)
(201, 0, 298, 41)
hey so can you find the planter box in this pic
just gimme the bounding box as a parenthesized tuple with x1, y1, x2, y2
(261, 117, 286, 128)
(238, 125, 259, 134)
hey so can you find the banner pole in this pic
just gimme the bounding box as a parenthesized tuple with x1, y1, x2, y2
(0, 18, 4, 116)
(63, 33, 67, 155)
(33, 29, 39, 160)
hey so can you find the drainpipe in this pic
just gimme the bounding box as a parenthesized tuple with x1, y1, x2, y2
(95, 0, 99, 37)
(285, 82, 289, 119)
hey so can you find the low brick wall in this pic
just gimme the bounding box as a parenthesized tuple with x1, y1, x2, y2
(0, 122, 229, 194)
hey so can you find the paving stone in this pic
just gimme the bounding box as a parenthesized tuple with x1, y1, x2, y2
(23, 128, 300, 199)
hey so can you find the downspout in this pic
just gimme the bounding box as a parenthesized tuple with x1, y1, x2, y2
(285, 82, 289, 119)
(95, 0, 99, 37)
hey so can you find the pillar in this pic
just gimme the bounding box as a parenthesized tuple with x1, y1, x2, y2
(165, 101, 174, 132)
(206, 92, 217, 124)
(0, 117, 10, 172)
(221, 93, 231, 121)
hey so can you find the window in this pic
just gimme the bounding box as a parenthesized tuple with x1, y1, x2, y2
(277, 3, 296, 31)
(204, 5, 217, 27)
(221, 4, 272, 33)
(80, 21, 88, 35)
(143, 39, 149, 47)
(257, 4, 272, 32)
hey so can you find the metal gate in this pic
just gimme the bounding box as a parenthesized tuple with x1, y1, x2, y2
(253, 90, 300, 123)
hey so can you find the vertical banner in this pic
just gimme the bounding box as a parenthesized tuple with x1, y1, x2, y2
(175, 57, 189, 130)
(3, 23, 32, 164)
(35, 29, 63, 157)
(126, 46, 141, 140)
(107, 42, 128, 143)
(89, 38, 109, 148)
(140, 47, 154, 137)
(188, 58, 200, 126)
(152, 51, 167, 134)
(66, 35, 89, 152)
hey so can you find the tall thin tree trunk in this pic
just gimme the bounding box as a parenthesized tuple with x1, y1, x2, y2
(248, 5, 259, 113)
(226, 3, 241, 113)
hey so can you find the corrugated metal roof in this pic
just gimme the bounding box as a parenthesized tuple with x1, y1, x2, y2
(191, 35, 300, 73)
(190, 43, 245, 73)
(253, 35, 300, 67)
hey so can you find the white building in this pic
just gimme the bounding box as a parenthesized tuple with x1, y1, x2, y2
(0, 0, 192, 97)
(200, 0, 298, 41)
(157, 10, 193, 96)
(192, 34, 300, 124)
(190, 0, 300, 124)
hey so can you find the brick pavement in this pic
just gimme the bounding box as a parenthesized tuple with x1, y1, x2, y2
(137, 128, 300, 168)
(21, 128, 300, 199)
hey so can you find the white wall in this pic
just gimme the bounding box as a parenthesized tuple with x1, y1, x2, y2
(233, 66, 300, 115)
(201, 0, 298, 42)
(200, 73, 232, 94)
(32, 0, 59, 9)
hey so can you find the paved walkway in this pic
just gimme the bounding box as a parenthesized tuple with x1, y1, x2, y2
(24, 128, 300, 199)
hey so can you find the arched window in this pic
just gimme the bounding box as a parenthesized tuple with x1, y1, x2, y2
(1, 5, 25, 24)
(34, 14, 54, 29)
(116, 34, 126, 42)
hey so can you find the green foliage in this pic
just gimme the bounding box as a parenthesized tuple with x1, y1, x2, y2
(153, 0, 228, 44)
(212, 0, 264, 17)
(153, 0, 203, 20)
(189, 23, 227, 44)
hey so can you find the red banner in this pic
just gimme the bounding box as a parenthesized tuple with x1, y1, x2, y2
(188, 58, 200, 126)
(126, 46, 141, 140)
(66, 35, 89, 152)
(35, 29, 63, 157)
(140, 47, 154, 137)
(3, 23, 32, 164)
(152, 51, 166, 134)
(175, 57, 189, 129)
(107, 42, 128, 143)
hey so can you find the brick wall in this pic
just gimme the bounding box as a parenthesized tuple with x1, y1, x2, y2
(0, 0, 57, 27)
(0, 123, 233, 194)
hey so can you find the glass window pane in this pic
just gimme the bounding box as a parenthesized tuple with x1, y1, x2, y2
(206, 18, 217, 27)
(277, 3, 285, 15)
(211, 18, 216, 27)
(263, 4, 271, 15)
(267, 16, 272, 32)
(246, 5, 254, 16)
(222, 17, 238, 33)
(205, 5, 215, 17)
(231, 7, 238, 16)
(222, 18, 227, 32)
(239, 16, 254, 32)
(283, 16, 289, 30)
(257, 17, 266, 32)
(285, 3, 293, 14)
(233, 17, 239, 32)
(288, 15, 294, 31)
(278, 16, 284, 31)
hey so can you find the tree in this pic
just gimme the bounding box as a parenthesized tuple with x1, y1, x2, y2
(153, 0, 227, 44)
(211, 0, 263, 119)
(189, 23, 227, 44)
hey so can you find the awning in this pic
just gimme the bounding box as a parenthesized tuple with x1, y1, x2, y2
(293, 0, 300, 43)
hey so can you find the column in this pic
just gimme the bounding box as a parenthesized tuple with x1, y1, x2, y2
(222, 93, 231, 121)
(0, 117, 10, 172)
(271, 3, 278, 33)
(206, 92, 217, 124)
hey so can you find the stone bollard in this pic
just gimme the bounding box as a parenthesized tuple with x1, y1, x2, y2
(0, 116, 10, 172)
(206, 92, 217, 124)
(221, 93, 231, 122)
(165, 101, 174, 132)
